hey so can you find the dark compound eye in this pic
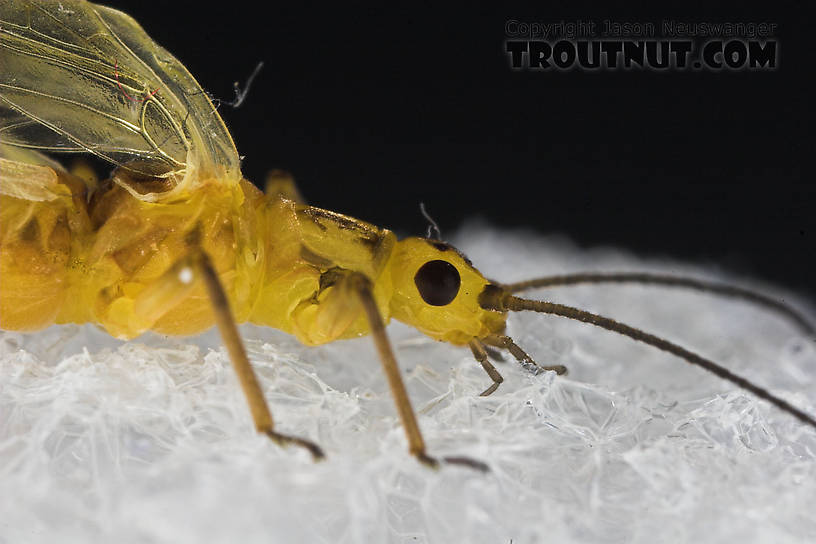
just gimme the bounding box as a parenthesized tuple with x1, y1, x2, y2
(414, 260, 461, 306)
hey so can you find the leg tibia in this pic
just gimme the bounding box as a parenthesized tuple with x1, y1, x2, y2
(148, 249, 324, 459)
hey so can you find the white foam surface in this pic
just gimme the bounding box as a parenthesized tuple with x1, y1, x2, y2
(1, 224, 814, 543)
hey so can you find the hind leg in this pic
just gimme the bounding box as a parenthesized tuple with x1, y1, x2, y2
(134, 248, 324, 460)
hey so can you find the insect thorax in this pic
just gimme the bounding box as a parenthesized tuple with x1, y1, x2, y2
(1, 172, 400, 343)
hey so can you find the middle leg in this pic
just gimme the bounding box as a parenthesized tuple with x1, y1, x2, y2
(347, 272, 488, 471)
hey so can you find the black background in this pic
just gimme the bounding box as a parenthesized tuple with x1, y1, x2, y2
(112, 3, 812, 294)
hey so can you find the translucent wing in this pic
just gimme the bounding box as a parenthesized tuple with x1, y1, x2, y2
(0, 146, 70, 201)
(0, 0, 241, 201)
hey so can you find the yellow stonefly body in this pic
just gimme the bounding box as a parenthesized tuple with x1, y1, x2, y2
(0, 165, 507, 346)
(1, 0, 517, 467)
(0, 0, 505, 349)
(3, 0, 815, 468)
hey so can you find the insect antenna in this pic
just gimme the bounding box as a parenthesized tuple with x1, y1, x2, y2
(499, 272, 815, 335)
(479, 285, 816, 430)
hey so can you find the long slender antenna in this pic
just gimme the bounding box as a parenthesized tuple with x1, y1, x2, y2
(499, 272, 815, 335)
(478, 286, 816, 429)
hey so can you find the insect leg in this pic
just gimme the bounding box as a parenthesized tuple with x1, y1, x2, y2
(483, 334, 568, 376)
(68, 159, 99, 191)
(468, 339, 504, 396)
(347, 272, 488, 472)
(265, 170, 306, 204)
(135, 250, 324, 460)
(482, 345, 506, 363)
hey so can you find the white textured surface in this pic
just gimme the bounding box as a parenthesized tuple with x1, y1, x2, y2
(1, 224, 815, 543)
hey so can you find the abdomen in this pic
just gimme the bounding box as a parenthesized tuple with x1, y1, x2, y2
(1, 177, 265, 339)
(0, 190, 76, 330)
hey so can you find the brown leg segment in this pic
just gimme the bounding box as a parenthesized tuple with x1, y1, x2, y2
(348, 273, 488, 472)
(469, 339, 504, 396)
(483, 334, 568, 376)
(194, 251, 324, 459)
(141, 250, 324, 460)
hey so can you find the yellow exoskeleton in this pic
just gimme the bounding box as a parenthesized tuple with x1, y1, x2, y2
(1, 0, 814, 469)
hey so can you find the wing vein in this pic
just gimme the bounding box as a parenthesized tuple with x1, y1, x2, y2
(1, 83, 144, 134)
(0, 0, 241, 199)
